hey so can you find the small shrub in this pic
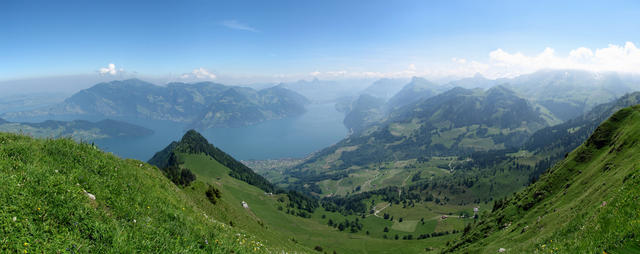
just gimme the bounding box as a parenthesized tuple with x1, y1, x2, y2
(205, 185, 221, 204)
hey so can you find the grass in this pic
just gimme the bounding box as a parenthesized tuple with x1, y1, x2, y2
(448, 106, 640, 253)
(391, 220, 418, 232)
(0, 133, 298, 253)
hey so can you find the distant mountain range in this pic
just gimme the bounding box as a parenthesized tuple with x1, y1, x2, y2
(501, 69, 639, 121)
(0, 118, 152, 141)
(339, 69, 640, 133)
(276, 78, 372, 103)
(3, 79, 309, 128)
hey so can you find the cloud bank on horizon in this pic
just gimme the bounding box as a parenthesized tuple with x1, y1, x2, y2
(94, 41, 640, 84)
(305, 42, 640, 81)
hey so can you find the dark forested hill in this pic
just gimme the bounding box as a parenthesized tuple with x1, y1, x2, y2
(149, 129, 276, 192)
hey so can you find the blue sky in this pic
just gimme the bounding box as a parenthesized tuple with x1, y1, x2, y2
(1, 0, 639, 82)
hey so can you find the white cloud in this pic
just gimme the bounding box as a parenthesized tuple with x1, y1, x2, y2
(301, 43, 640, 81)
(181, 68, 217, 80)
(476, 42, 640, 78)
(221, 20, 258, 32)
(99, 63, 121, 76)
(451, 58, 467, 64)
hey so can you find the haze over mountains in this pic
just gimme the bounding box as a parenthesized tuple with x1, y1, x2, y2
(0, 118, 152, 141)
(3, 79, 309, 128)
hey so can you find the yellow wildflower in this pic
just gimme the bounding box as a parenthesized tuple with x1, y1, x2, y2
(23, 242, 28, 247)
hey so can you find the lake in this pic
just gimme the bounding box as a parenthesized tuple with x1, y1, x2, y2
(92, 103, 347, 161)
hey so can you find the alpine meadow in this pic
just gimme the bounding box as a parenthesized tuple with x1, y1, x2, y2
(2, 1, 640, 253)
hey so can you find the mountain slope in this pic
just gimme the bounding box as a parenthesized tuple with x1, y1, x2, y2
(0, 132, 303, 253)
(342, 94, 387, 132)
(4, 79, 308, 128)
(300, 86, 547, 172)
(0, 118, 153, 141)
(278, 86, 549, 198)
(447, 105, 640, 253)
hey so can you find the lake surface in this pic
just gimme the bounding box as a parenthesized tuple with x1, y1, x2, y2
(93, 103, 347, 161)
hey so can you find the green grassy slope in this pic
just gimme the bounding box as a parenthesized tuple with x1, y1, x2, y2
(0, 133, 298, 253)
(446, 106, 640, 253)
(175, 152, 462, 253)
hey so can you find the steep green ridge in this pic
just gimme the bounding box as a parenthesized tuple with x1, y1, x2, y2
(149, 130, 276, 193)
(0, 132, 299, 253)
(3, 79, 309, 128)
(0, 118, 153, 141)
(446, 106, 640, 253)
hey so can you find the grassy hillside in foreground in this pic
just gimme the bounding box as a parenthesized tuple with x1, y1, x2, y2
(446, 106, 640, 253)
(0, 132, 301, 253)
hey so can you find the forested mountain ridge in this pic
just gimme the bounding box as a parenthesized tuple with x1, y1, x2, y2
(446, 105, 640, 253)
(297, 85, 547, 173)
(3, 79, 309, 128)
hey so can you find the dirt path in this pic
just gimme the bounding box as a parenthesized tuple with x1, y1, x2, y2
(372, 203, 390, 218)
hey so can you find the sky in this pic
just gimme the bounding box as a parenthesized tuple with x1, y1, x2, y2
(1, 0, 640, 84)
